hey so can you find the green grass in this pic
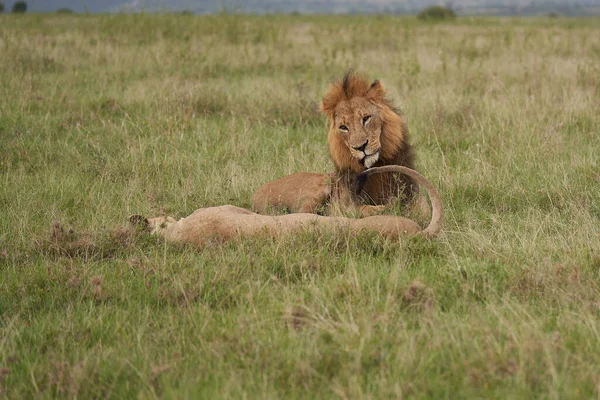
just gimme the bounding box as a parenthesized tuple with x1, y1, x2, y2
(1, 13, 600, 398)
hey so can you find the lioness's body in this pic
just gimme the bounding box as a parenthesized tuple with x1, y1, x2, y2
(145, 206, 421, 248)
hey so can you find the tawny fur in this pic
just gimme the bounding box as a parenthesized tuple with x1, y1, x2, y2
(251, 172, 333, 214)
(133, 166, 442, 248)
(251, 171, 383, 217)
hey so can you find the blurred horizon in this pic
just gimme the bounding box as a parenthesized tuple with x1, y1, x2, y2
(20, 0, 600, 16)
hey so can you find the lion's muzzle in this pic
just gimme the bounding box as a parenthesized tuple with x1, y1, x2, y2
(360, 148, 381, 168)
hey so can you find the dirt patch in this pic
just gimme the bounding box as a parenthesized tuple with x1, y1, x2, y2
(401, 280, 435, 312)
(36, 221, 144, 260)
(284, 306, 310, 331)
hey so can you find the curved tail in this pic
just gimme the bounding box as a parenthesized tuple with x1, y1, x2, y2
(357, 166, 443, 237)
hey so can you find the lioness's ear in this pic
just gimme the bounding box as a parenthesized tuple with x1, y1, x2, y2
(366, 80, 385, 102)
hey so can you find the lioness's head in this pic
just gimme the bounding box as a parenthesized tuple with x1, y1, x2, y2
(321, 72, 403, 172)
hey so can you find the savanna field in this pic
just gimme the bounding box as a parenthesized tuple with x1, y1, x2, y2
(1, 12, 599, 398)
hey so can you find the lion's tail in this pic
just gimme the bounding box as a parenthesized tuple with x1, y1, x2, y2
(358, 166, 443, 237)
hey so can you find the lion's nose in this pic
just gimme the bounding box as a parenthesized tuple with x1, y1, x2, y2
(352, 140, 368, 152)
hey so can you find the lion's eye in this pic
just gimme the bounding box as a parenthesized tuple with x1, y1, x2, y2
(339, 125, 349, 132)
(362, 115, 371, 125)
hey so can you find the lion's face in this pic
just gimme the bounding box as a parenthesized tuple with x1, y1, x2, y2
(321, 72, 399, 173)
(332, 96, 383, 169)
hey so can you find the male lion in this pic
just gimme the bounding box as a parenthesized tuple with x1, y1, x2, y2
(252, 71, 425, 216)
(321, 71, 423, 212)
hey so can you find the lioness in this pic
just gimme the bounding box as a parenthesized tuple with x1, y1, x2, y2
(133, 166, 442, 248)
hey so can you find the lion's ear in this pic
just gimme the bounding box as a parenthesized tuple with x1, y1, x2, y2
(320, 85, 343, 118)
(319, 99, 335, 118)
(367, 80, 385, 102)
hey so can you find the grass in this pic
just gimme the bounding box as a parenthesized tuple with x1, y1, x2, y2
(1, 12, 599, 398)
